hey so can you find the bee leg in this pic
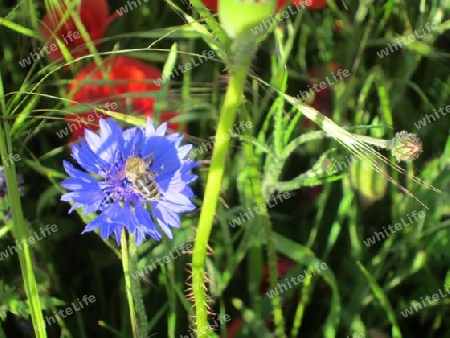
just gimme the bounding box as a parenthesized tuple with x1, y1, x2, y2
(142, 152, 154, 167)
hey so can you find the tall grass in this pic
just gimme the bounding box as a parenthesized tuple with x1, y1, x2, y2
(0, 0, 449, 337)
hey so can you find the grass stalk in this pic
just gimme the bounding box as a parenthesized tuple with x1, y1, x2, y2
(0, 121, 46, 337)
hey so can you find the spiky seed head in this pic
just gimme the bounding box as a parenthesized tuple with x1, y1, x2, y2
(390, 131, 423, 162)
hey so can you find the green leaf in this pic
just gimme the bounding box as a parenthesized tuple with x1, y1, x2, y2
(275, 149, 343, 192)
(357, 262, 402, 338)
(236, 134, 276, 157)
(272, 234, 341, 338)
(161, 43, 179, 87)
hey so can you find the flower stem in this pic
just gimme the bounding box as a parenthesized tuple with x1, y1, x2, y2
(0, 122, 46, 337)
(353, 134, 391, 150)
(245, 139, 286, 338)
(192, 64, 249, 336)
(121, 229, 148, 337)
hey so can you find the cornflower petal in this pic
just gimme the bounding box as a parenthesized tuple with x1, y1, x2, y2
(61, 117, 198, 245)
(71, 141, 107, 175)
(152, 204, 181, 239)
(134, 201, 162, 243)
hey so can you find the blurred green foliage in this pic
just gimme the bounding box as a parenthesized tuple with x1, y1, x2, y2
(0, 0, 449, 337)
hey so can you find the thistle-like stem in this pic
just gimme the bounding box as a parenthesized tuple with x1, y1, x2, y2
(192, 62, 250, 336)
(0, 122, 46, 338)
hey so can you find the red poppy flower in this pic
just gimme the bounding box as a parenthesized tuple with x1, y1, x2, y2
(66, 55, 181, 143)
(40, 0, 118, 64)
(307, 0, 327, 9)
(200, 0, 218, 12)
(295, 0, 327, 10)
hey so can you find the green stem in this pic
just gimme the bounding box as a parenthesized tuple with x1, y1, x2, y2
(241, 108, 285, 336)
(263, 212, 286, 338)
(237, 113, 263, 320)
(354, 134, 391, 150)
(121, 230, 137, 337)
(189, 0, 229, 47)
(191, 64, 249, 336)
(290, 267, 313, 337)
(0, 122, 46, 337)
(247, 154, 285, 337)
(121, 229, 148, 337)
(130, 236, 148, 336)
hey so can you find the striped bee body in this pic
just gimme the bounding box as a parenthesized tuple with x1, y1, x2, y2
(124, 154, 161, 201)
(132, 171, 160, 201)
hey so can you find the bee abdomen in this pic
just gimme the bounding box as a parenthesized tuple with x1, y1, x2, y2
(134, 173, 160, 201)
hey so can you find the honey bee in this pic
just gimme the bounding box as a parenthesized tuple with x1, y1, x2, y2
(124, 155, 160, 201)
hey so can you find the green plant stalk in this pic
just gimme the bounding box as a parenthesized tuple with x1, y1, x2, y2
(264, 214, 286, 338)
(0, 122, 46, 338)
(247, 150, 286, 338)
(121, 229, 148, 337)
(354, 134, 391, 150)
(121, 230, 137, 337)
(241, 107, 285, 336)
(192, 64, 249, 336)
(165, 241, 177, 338)
(130, 235, 148, 336)
(238, 114, 263, 320)
(290, 267, 313, 337)
(189, 0, 229, 47)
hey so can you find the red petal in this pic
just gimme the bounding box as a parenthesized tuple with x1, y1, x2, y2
(39, 0, 116, 63)
(200, 0, 218, 11)
(222, 318, 244, 338)
(292, 0, 327, 9)
(66, 56, 181, 143)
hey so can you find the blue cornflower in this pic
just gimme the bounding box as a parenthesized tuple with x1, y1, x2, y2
(61, 118, 198, 246)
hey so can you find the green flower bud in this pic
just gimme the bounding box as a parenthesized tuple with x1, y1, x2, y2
(350, 157, 388, 206)
(218, 0, 277, 40)
(390, 131, 423, 162)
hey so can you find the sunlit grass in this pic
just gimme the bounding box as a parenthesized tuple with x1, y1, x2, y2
(0, 1, 449, 338)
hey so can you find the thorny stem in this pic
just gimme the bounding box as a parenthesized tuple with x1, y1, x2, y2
(191, 64, 250, 336)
